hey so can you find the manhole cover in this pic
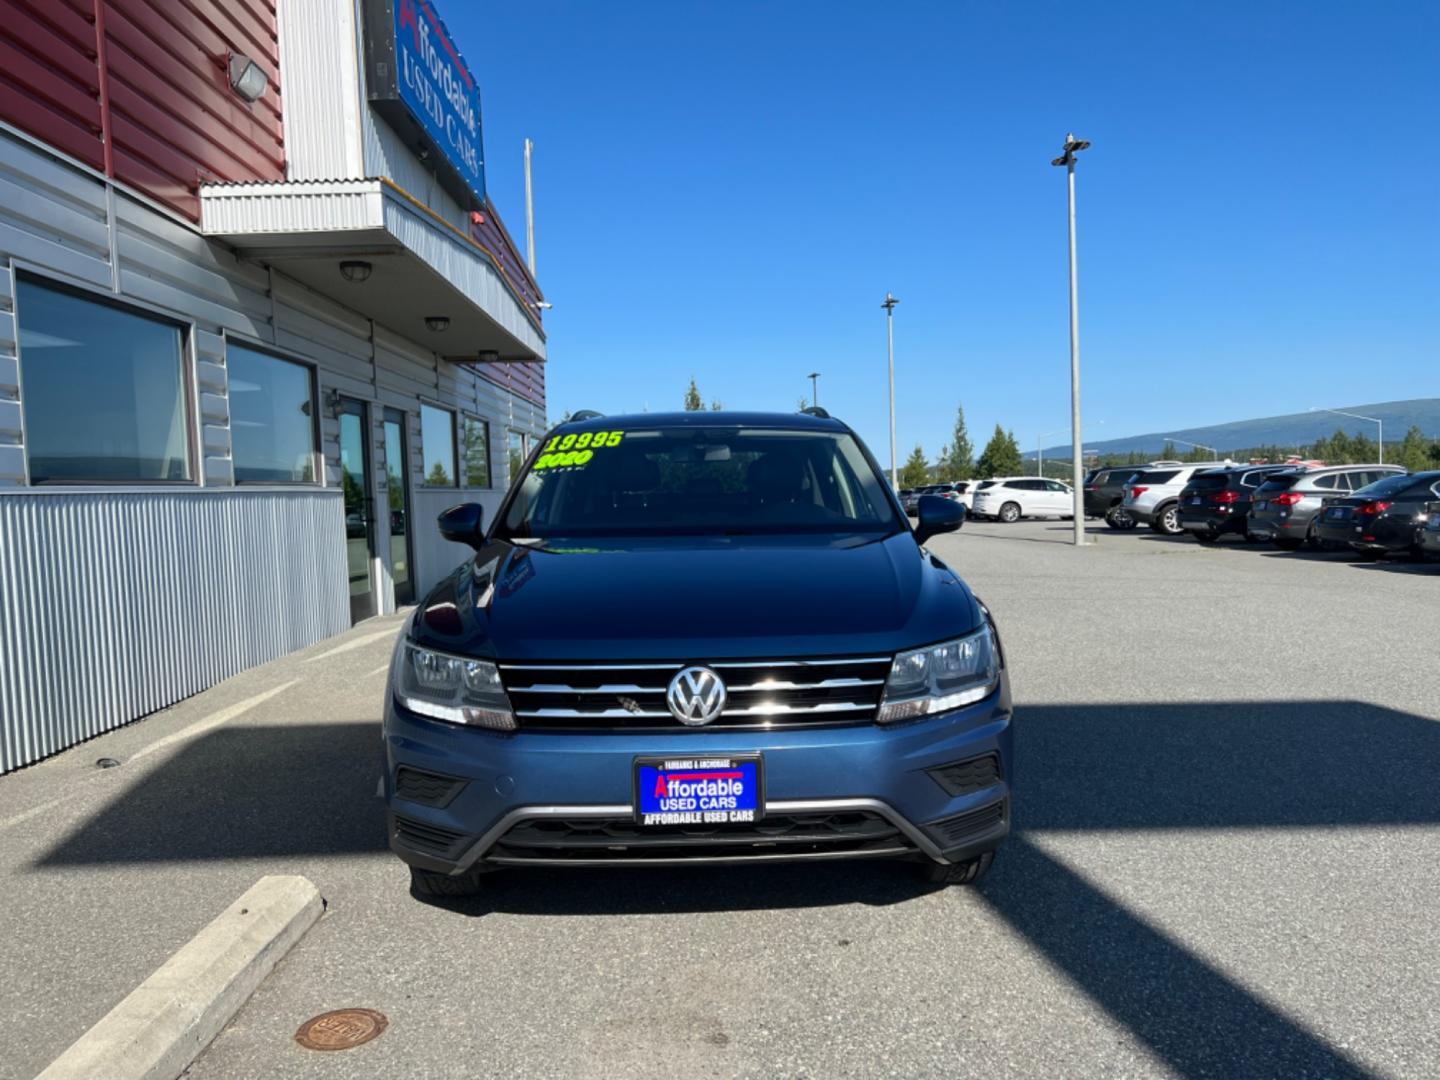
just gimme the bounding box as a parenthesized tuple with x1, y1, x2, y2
(294, 1008, 388, 1051)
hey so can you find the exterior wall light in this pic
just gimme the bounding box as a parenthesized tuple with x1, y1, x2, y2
(477, 350, 501, 364)
(228, 53, 269, 103)
(339, 260, 373, 283)
(425, 316, 450, 332)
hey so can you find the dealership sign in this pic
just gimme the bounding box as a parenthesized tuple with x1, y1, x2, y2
(363, 0, 486, 204)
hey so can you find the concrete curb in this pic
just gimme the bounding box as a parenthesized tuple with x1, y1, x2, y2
(37, 875, 323, 1080)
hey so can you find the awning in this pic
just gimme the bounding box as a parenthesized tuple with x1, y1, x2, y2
(199, 179, 545, 363)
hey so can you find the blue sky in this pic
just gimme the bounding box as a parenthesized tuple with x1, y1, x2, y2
(457, 1, 1438, 466)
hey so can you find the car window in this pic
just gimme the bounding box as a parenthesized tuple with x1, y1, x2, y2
(1136, 469, 1179, 484)
(1257, 473, 1301, 493)
(1312, 474, 1339, 490)
(1240, 470, 1273, 488)
(499, 426, 903, 538)
(1045, 480, 1068, 492)
(1352, 473, 1423, 499)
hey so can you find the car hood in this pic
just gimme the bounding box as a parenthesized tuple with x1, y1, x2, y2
(410, 532, 981, 661)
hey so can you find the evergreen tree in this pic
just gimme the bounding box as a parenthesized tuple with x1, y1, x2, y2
(683, 377, 704, 411)
(1395, 425, 1431, 471)
(975, 424, 1024, 478)
(426, 460, 452, 485)
(899, 445, 931, 489)
(949, 406, 975, 480)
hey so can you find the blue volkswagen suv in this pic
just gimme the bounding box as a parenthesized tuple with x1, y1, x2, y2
(383, 410, 1012, 896)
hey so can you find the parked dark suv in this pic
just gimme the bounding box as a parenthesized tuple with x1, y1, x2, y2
(1084, 466, 1147, 529)
(383, 411, 1012, 897)
(1313, 471, 1440, 558)
(1176, 464, 1296, 543)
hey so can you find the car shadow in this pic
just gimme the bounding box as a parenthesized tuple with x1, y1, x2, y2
(36, 698, 1438, 1076)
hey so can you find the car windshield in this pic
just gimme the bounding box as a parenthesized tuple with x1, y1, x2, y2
(497, 425, 903, 538)
(1187, 473, 1231, 490)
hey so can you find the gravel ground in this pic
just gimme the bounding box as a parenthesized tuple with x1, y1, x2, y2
(4, 520, 1437, 1079)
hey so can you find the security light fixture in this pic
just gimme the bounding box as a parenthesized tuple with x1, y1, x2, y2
(339, 260, 372, 283)
(1051, 133, 1091, 167)
(425, 316, 451, 333)
(477, 350, 501, 364)
(228, 53, 268, 103)
(533, 300, 553, 310)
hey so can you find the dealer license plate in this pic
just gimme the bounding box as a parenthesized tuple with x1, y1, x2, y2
(1188, 496, 1203, 505)
(634, 755, 763, 827)
(1326, 507, 1351, 521)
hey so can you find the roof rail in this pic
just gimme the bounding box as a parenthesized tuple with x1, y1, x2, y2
(570, 409, 604, 421)
(799, 406, 831, 419)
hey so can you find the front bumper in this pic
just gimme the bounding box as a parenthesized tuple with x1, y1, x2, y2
(383, 686, 1013, 874)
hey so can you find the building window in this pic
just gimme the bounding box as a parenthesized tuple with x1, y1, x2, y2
(461, 415, 492, 488)
(227, 344, 317, 483)
(17, 277, 190, 483)
(420, 404, 457, 485)
(508, 430, 528, 482)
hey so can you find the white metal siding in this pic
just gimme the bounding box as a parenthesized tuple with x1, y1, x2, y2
(279, 0, 366, 181)
(0, 490, 348, 773)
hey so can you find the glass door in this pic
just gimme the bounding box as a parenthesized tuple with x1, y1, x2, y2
(383, 408, 414, 605)
(338, 398, 376, 623)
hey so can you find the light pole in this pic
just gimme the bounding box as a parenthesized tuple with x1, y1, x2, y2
(1052, 133, 1090, 546)
(1311, 407, 1384, 464)
(808, 371, 821, 408)
(1164, 436, 1220, 461)
(1036, 427, 1067, 479)
(882, 293, 899, 489)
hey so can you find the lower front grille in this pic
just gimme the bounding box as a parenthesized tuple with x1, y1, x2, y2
(500, 656, 892, 732)
(927, 754, 1001, 797)
(925, 800, 1007, 849)
(395, 767, 467, 808)
(488, 811, 914, 864)
(393, 815, 467, 859)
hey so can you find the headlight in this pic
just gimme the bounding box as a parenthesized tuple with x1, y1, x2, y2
(877, 624, 999, 724)
(391, 640, 516, 731)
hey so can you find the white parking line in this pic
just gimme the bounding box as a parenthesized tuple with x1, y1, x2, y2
(129, 681, 299, 762)
(0, 681, 299, 831)
(302, 629, 399, 662)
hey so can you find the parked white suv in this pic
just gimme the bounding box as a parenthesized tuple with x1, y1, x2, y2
(1121, 463, 1232, 535)
(971, 477, 1076, 523)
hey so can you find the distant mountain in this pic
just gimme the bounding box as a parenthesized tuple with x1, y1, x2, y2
(1029, 399, 1440, 460)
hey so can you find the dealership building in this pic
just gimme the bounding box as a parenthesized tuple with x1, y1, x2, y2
(0, 0, 547, 771)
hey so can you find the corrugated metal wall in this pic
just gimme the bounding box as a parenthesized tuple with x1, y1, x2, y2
(0, 125, 546, 771)
(0, 489, 347, 773)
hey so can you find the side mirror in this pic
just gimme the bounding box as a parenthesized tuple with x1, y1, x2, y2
(437, 502, 486, 550)
(913, 494, 966, 546)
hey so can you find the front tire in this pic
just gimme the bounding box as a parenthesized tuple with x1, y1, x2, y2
(1151, 503, 1183, 536)
(999, 502, 1021, 523)
(410, 865, 488, 898)
(919, 851, 994, 886)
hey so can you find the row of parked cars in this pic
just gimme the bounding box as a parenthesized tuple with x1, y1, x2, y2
(1082, 460, 1440, 560)
(901, 461, 1440, 560)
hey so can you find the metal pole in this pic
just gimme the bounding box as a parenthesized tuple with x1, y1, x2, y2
(524, 138, 536, 277)
(1037, 439, 1042, 479)
(809, 372, 820, 407)
(883, 294, 899, 490)
(1066, 157, 1084, 545)
(1378, 420, 1383, 465)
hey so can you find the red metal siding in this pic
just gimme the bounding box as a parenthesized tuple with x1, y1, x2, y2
(0, 0, 284, 219)
(103, 0, 284, 218)
(476, 359, 546, 410)
(471, 200, 544, 317)
(0, 0, 106, 170)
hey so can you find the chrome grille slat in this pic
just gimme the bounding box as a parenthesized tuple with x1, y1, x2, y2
(499, 656, 892, 731)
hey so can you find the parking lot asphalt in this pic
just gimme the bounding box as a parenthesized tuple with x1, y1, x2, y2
(3, 520, 1437, 1079)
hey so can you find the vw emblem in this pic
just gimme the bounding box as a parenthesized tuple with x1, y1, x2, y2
(666, 666, 727, 726)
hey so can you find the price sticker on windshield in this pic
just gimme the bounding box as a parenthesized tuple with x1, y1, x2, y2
(533, 430, 624, 472)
